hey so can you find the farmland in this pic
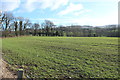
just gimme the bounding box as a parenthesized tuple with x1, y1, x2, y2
(2, 36, 119, 78)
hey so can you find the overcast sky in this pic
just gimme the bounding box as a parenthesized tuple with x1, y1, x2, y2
(0, 0, 119, 26)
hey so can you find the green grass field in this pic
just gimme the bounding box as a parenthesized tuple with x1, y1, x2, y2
(2, 36, 119, 78)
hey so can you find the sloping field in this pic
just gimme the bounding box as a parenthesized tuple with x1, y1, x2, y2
(2, 37, 119, 78)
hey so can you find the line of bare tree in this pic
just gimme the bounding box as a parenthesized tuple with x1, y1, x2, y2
(0, 12, 119, 37)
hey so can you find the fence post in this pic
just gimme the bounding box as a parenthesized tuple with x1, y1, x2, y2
(17, 69, 23, 80)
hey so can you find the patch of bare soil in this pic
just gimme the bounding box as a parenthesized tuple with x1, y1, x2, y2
(0, 58, 17, 79)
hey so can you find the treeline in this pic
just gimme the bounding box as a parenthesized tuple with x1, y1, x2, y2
(60, 25, 119, 37)
(0, 12, 119, 37)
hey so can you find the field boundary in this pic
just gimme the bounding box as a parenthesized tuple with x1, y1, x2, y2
(1, 57, 17, 78)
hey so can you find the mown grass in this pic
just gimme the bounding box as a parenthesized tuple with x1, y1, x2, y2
(2, 36, 119, 78)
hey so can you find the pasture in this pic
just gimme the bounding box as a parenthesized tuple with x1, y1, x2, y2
(2, 36, 119, 78)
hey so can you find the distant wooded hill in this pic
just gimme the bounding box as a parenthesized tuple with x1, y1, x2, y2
(0, 12, 119, 37)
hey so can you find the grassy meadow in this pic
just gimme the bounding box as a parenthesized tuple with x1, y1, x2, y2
(2, 36, 119, 78)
